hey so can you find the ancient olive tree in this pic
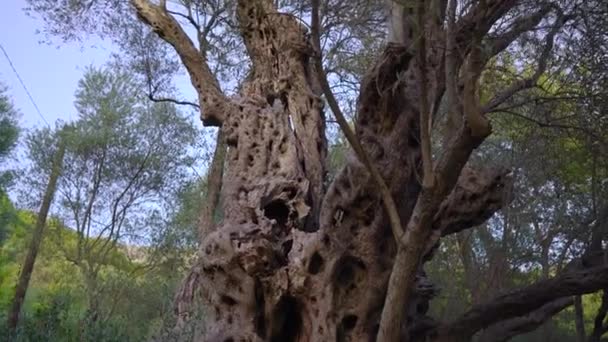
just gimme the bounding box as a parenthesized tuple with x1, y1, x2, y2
(29, 0, 608, 341)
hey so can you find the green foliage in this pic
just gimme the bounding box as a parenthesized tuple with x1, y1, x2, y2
(0, 82, 20, 191)
(0, 194, 184, 341)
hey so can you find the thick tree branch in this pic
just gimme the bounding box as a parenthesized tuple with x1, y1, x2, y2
(444, 0, 460, 137)
(484, 5, 552, 60)
(433, 167, 512, 237)
(417, 0, 434, 188)
(455, 0, 518, 52)
(437, 265, 608, 340)
(463, 30, 491, 137)
(477, 297, 573, 342)
(131, 0, 228, 125)
(386, 0, 415, 45)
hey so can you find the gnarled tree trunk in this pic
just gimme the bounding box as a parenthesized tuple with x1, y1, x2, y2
(161, 1, 506, 340)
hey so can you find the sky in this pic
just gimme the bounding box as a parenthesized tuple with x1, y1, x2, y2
(0, 1, 119, 129)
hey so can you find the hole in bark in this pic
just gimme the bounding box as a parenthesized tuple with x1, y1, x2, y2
(282, 239, 293, 257)
(333, 256, 366, 284)
(270, 296, 302, 342)
(267, 94, 276, 106)
(339, 176, 351, 190)
(342, 314, 358, 330)
(279, 141, 287, 154)
(308, 252, 324, 274)
(416, 301, 428, 314)
(363, 207, 375, 226)
(322, 234, 331, 247)
(221, 295, 237, 306)
(333, 256, 366, 308)
(263, 200, 289, 226)
(408, 132, 420, 148)
(336, 314, 358, 342)
(224, 338, 234, 342)
(280, 92, 289, 109)
(286, 187, 297, 199)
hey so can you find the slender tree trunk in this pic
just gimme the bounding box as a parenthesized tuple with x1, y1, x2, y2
(198, 130, 226, 240)
(6, 140, 65, 336)
(457, 232, 481, 305)
(574, 295, 586, 342)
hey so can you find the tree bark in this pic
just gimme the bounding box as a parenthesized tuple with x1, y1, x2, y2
(198, 130, 226, 240)
(7, 139, 65, 336)
(173, 130, 226, 328)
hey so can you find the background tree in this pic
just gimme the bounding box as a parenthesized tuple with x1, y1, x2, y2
(0, 82, 20, 247)
(16, 64, 201, 338)
(0, 82, 20, 192)
(6, 130, 64, 336)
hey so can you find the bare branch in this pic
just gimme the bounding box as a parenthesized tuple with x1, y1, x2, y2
(482, 13, 570, 113)
(455, 0, 519, 52)
(148, 93, 200, 109)
(130, 0, 229, 125)
(167, 9, 201, 32)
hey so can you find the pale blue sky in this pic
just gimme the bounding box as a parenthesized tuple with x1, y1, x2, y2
(0, 1, 119, 129)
